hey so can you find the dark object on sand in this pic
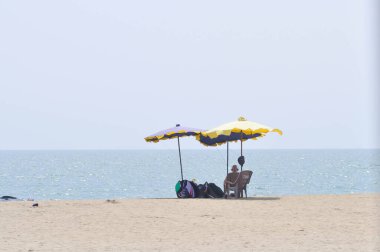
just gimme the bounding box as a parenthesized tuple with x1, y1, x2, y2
(175, 180, 200, 198)
(32, 203, 38, 207)
(1, 196, 18, 200)
(205, 183, 224, 198)
(198, 183, 224, 198)
(175, 181, 224, 199)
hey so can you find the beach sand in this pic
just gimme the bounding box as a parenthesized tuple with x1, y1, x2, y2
(1, 194, 379, 251)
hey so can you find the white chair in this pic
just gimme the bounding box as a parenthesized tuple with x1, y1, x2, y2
(226, 170, 253, 198)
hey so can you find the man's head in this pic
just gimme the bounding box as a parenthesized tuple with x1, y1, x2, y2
(231, 165, 239, 173)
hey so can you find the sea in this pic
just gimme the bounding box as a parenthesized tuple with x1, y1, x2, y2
(0, 149, 379, 200)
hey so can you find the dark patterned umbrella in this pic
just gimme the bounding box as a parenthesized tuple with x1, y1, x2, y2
(145, 124, 204, 181)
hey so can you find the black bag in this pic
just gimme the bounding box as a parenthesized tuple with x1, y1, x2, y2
(197, 183, 209, 198)
(205, 182, 224, 198)
(238, 155, 245, 167)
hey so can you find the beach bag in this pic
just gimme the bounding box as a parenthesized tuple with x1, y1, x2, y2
(197, 183, 209, 198)
(175, 180, 199, 198)
(205, 182, 224, 198)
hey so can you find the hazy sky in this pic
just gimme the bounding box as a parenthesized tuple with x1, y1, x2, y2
(0, 0, 378, 150)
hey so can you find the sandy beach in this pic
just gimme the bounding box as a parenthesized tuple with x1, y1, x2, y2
(1, 194, 379, 252)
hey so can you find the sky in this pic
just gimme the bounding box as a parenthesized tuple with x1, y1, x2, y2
(0, 0, 379, 150)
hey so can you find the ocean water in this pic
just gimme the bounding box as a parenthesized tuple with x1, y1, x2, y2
(0, 149, 379, 200)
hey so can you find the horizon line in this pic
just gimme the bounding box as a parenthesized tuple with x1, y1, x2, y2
(0, 148, 379, 151)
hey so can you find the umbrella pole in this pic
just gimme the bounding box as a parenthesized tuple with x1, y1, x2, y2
(241, 139, 243, 156)
(226, 142, 229, 176)
(177, 136, 184, 181)
(240, 137, 245, 198)
(240, 134, 243, 171)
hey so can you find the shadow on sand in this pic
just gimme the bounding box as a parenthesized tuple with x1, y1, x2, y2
(243, 196, 281, 201)
(146, 196, 281, 200)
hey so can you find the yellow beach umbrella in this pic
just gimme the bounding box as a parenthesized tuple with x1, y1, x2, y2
(197, 116, 282, 173)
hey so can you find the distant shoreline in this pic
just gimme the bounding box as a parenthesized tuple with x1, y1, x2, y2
(3, 192, 380, 202)
(1, 148, 380, 151)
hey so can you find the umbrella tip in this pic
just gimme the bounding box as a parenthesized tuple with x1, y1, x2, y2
(238, 116, 247, 121)
(176, 124, 180, 127)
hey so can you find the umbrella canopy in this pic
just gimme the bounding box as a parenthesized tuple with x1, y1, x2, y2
(197, 117, 282, 177)
(197, 116, 282, 146)
(145, 124, 204, 143)
(145, 124, 204, 181)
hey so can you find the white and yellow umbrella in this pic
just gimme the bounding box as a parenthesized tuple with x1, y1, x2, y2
(197, 117, 282, 173)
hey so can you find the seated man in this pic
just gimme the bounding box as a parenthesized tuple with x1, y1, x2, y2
(224, 165, 240, 196)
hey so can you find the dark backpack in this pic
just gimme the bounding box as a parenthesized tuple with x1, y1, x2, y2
(205, 182, 224, 198)
(197, 183, 209, 198)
